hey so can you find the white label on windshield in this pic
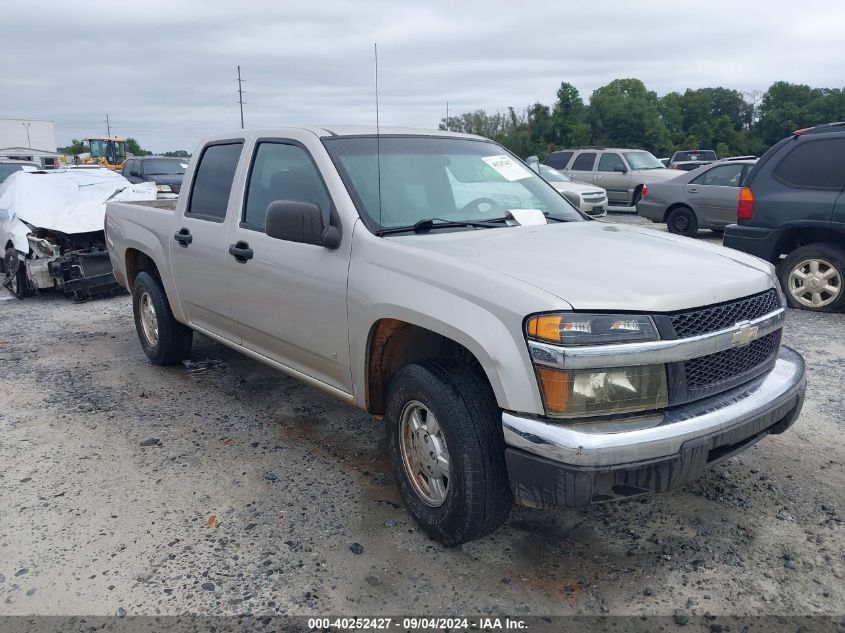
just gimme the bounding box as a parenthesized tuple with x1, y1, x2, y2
(481, 155, 532, 181)
(508, 209, 547, 226)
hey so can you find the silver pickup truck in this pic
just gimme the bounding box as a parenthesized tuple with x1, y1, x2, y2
(106, 126, 806, 545)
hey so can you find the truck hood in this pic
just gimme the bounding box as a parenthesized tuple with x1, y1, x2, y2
(387, 222, 775, 312)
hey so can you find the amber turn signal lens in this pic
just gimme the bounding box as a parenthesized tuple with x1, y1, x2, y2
(526, 315, 563, 342)
(536, 367, 570, 414)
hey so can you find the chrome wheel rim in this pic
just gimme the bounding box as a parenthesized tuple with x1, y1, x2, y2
(788, 258, 841, 308)
(139, 292, 159, 346)
(399, 401, 451, 507)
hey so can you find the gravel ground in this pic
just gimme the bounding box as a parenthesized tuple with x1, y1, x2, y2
(0, 213, 843, 620)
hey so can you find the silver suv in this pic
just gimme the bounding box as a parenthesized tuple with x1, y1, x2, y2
(544, 148, 681, 206)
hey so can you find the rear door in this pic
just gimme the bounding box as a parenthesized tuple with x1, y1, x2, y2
(687, 163, 746, 226)
(170, 140, 244, 341)
(567, 151, 597, 186)
(225, 138, 353, 392)
(594, 152, 628, 204)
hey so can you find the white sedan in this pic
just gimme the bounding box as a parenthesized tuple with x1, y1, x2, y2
(535, 163, 608, 217)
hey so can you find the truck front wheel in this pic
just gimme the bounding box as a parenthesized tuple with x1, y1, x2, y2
(132, 271, 193, 364)
(384, 359, 512, 546)
(3, 247, 29, 299)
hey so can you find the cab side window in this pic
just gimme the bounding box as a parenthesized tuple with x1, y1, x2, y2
(693, 164, 744, 187)
(597, 153, 625, 172)
(571, 152, 597, 171)
(243, 142, 331, 231)
(545, 151, 573, 170)
(187, 142, 243, 221)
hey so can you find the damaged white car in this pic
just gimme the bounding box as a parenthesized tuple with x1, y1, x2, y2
(1, 168, 155, 300)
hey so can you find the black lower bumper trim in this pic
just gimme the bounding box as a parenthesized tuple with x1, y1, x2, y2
(505, 396, 803, 509)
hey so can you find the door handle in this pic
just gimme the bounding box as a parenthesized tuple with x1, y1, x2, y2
(228, 240, 254, 263)
(688, 187, 698, 193)
(174, 227, 193, 247)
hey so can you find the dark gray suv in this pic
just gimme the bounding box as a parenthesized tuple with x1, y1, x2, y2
(723, 122, 845, 312)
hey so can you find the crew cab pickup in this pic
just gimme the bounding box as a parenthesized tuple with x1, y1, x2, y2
(106, 126, 806, 545)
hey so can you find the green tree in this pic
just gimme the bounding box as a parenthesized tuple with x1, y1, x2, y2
(125, 137, 149, 156)
(61, 139, 86, 155)
(588, 79, 670, 154)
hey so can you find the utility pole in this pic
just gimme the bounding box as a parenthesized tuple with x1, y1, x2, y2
(106, 113, 111, 137)
(446, 102, 449, 131)
(237, 66, 245, 129)
(22, 122, 31, 149)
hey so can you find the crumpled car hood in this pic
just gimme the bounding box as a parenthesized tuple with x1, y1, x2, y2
(0, 168, 156, 252)
(388, 221, 776, 312)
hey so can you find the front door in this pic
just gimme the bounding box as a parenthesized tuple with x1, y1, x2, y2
(225, 140, 353, 393)
(170, 140, 244, 341)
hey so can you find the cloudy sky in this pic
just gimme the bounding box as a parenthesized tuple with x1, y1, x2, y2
(3, 0, 844, 153)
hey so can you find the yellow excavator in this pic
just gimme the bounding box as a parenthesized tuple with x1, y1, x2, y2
(78, 137, 127, 170)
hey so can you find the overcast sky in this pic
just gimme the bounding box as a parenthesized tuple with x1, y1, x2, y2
(2, 0, 844, 153)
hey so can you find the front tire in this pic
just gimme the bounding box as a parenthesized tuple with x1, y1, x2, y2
(385, 359, 512, 546)
(132, 271, 193, 364)
(3, 247, 29, 299)
(779, 243, 845, 312)
(667, 206, 699, 237)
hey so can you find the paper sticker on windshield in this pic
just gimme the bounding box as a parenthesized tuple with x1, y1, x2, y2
(481, 155, 532, 181)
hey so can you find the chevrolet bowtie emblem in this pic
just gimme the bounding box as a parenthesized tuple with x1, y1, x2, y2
(732, 321, 759, 347)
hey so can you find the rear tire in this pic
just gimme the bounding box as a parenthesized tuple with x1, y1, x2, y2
(3, 247, 29, 299)
(132, 271, 193, 364)
(385, 359, 512, 546)
(667, 206, 699, 237)
(779, 243, 845, 312)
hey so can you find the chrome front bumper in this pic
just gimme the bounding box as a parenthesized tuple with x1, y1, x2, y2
(503, 345, 805, 470)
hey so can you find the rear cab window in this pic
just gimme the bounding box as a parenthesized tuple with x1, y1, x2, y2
(773, 138, 845, 190)
(186, 142, 244, 221)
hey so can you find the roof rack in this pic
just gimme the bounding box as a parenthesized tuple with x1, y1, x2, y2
(793, 121, 845, 135)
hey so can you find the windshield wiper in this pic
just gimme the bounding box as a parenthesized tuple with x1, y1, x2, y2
(376, 217, 506, 236)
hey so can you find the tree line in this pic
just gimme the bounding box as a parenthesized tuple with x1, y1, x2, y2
(439, 79, 845, 160)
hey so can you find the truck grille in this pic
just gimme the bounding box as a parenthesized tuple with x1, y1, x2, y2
(669, 289, 780, 338)
(684, 331, 781, 391)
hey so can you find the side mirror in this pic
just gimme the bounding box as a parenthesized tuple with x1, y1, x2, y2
(614, 165, 628, 174)
(265, 200, 341, 249)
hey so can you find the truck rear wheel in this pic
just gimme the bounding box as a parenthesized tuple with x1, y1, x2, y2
(384, 359, 512, 546)
(132, 271, 193, 364)
(3, 247, 29, 299)
(780, 243, 845, 312)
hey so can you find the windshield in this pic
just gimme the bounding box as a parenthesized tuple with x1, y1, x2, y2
(623, 151, 665, 170)
(323, 136, 583, 232)
(539, 165, 571, 183)
(0, 164, 24, 183)
(143, 158, 186, 175)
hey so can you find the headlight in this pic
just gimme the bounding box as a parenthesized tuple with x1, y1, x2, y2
(526, 313, 658, 346)
(156, 184, 172, 192)
(535, 365, 668, 417)
(526, 312, 666, 417)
